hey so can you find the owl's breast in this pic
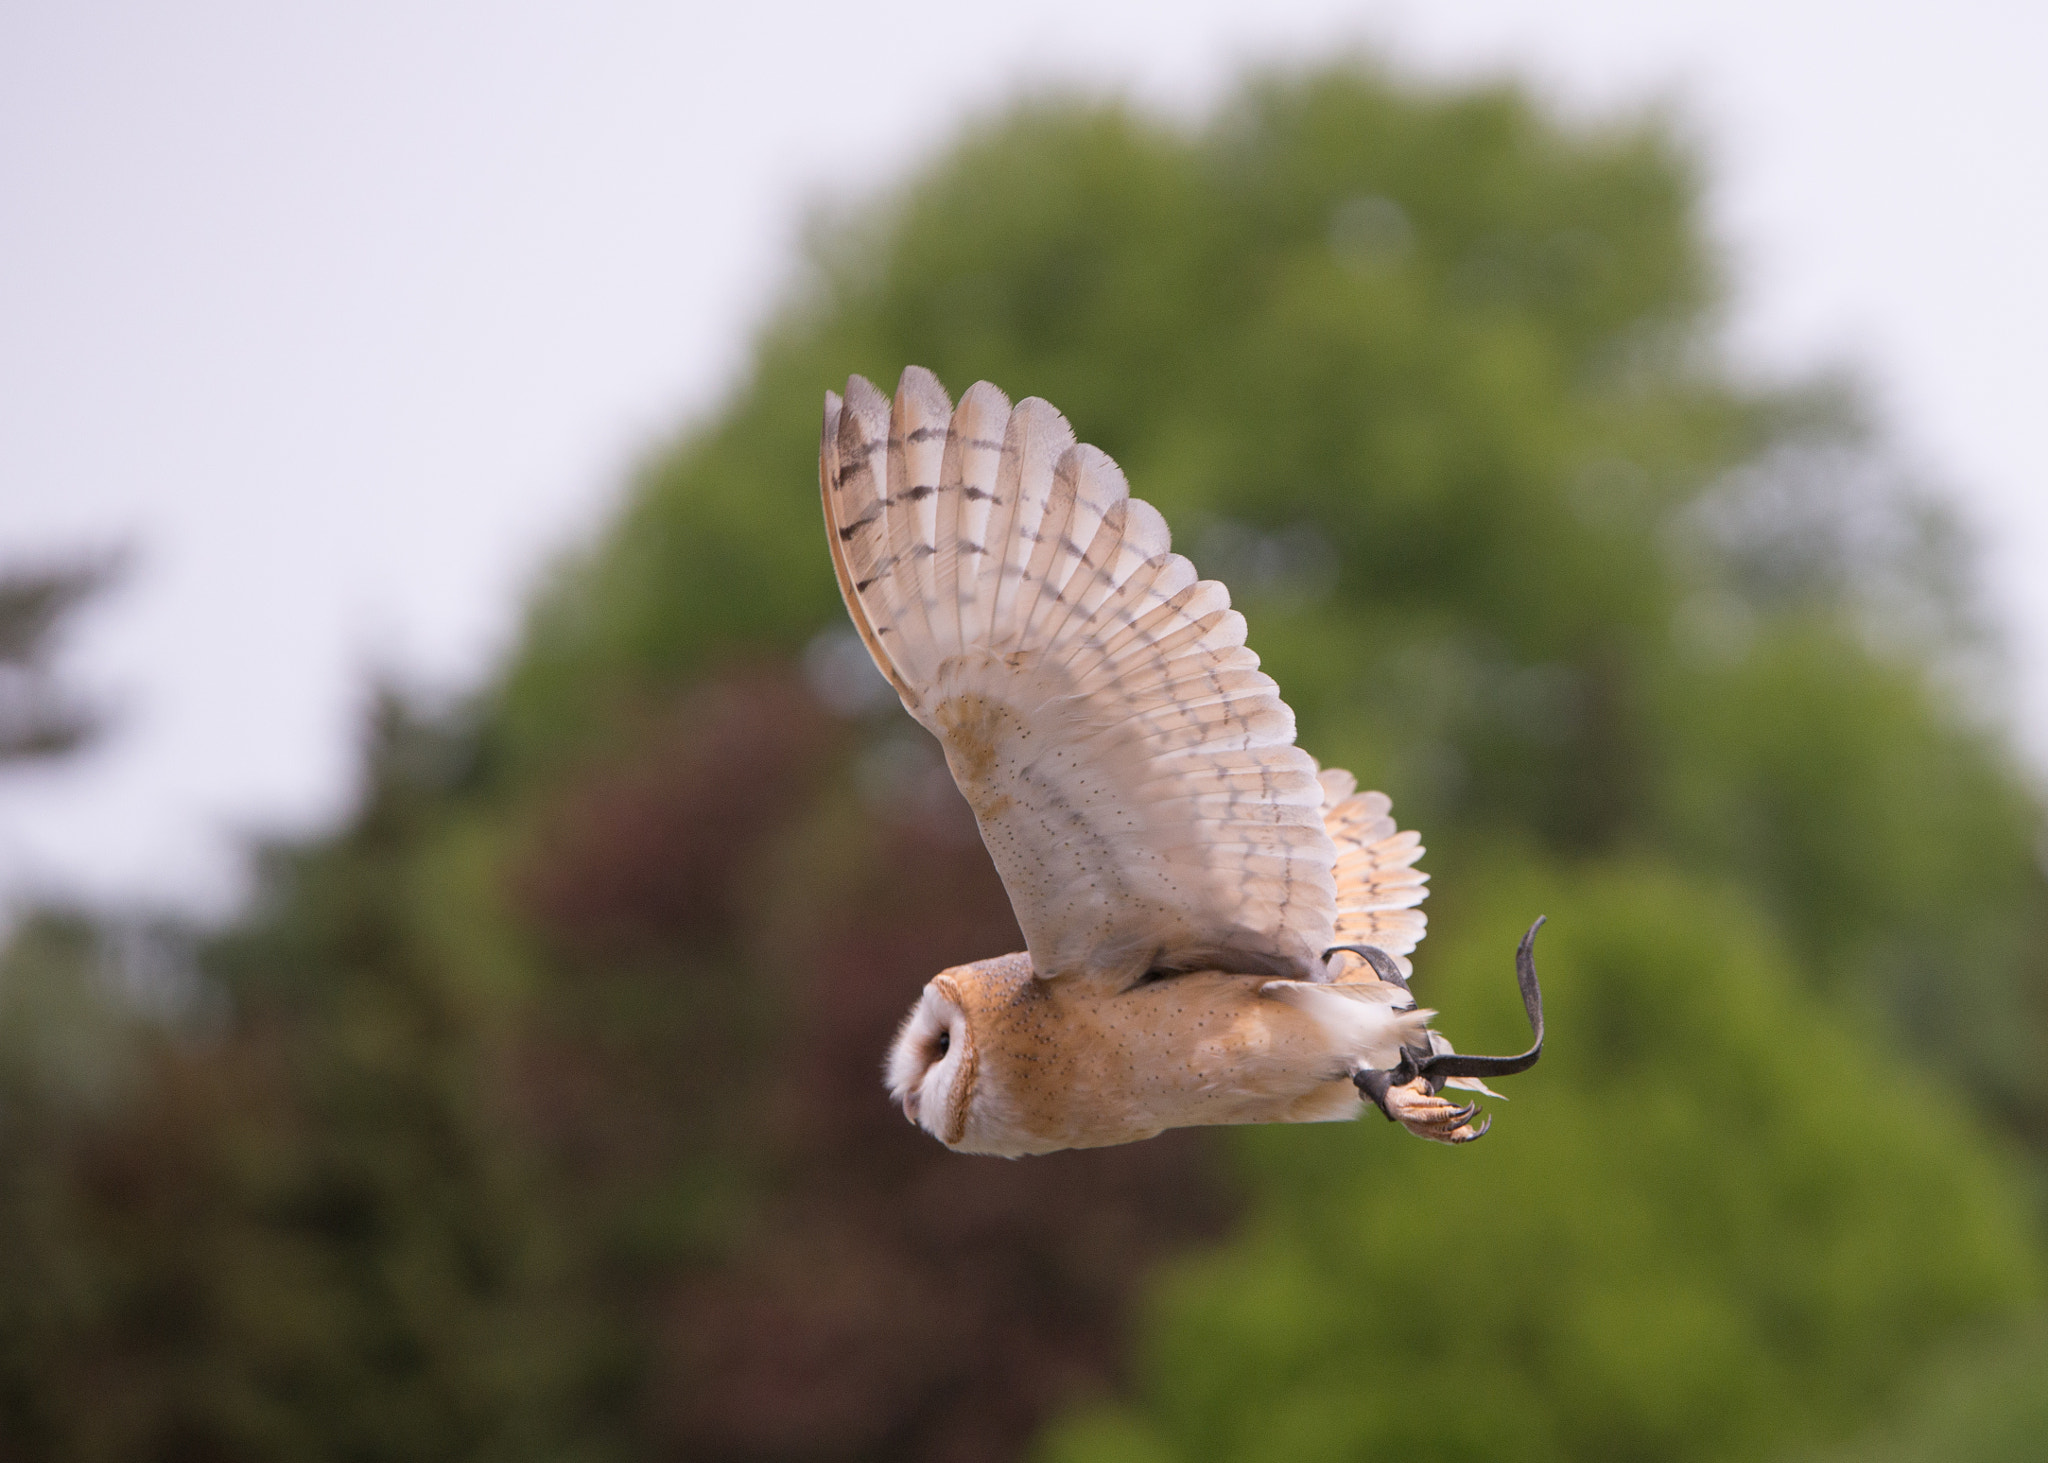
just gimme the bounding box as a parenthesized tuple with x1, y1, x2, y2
(947, 963, 1362, 1156)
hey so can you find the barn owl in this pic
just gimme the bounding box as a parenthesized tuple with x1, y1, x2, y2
(821, 367, 1543, 1157)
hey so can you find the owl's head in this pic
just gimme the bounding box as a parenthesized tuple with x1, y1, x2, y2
(886, 953, 1040, 1151)
(886, 975, 975, 1146)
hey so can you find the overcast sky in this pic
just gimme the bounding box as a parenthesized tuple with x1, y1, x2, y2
(3, 1, 2044, 917)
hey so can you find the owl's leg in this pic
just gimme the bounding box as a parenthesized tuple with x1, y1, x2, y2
(1355, 1064, 1491, 1143)
(1344, 917, 1547, 1145)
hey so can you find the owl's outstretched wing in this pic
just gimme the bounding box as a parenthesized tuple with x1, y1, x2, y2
(822, 367, 1336, 984)
(1315, 767, 1428, 981)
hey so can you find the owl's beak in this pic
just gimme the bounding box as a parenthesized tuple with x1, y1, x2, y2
(901, 1091, 920, 1125)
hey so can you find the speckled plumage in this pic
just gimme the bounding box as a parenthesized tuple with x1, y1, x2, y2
(827, 367, 1490, 1155)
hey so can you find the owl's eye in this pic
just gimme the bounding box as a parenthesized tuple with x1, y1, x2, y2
(934, 1029, 951, 1059)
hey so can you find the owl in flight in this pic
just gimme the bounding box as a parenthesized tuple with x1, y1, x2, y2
(821, 367, 1543, 1157)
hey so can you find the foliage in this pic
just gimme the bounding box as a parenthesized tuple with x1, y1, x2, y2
(0, 706, 586, 1462)
(0, 556, 117, 765)
(1037, 865, 2042, 1463)
(1801, 1315, 2048, 1463)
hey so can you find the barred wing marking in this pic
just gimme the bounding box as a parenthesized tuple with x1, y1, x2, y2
(823, 367, 1337, 983)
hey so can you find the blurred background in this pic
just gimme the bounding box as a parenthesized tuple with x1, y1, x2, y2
(4, 3, 2047, 1460)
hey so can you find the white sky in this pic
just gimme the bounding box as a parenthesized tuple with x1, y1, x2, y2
(2, 1, 2044, 917)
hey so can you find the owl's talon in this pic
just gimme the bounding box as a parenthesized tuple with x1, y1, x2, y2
(1450, 1112, 1492, 1143)
(1355, 1071, 1482, 1142)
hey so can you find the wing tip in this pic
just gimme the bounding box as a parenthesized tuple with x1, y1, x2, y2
(844, 373, 889, 422)
(1010, 394, 1078, 448)
(896, 364, 953, 419)
(958, 378, 1013, 417)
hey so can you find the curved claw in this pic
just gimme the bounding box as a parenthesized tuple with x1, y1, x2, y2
(1450, 1112, 1493, 1143)
(1412, 916, 1546, 1084)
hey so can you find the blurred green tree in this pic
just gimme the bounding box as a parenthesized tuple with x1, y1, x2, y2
(489, 60, 2048, 1458)
(1037, 866, 2041, 1463)
(1801, 1316, 2048, 1463)
(0, 698, 591, 1462)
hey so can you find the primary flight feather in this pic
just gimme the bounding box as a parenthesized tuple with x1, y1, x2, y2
(823, 367, 1543, 1157)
